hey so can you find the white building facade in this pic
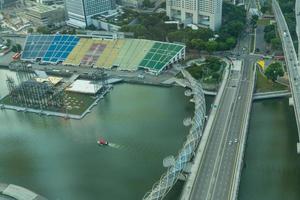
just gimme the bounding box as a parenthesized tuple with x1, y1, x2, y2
(166, 0, 222, 31)
(66, 0, 116, 28)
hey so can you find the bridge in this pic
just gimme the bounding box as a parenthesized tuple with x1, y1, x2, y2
(181, 56, 255, 200)
(0, 183, 46, 200)
(253, 90, 291, 100)
(272, 0, 300, 153)
(142, 69, 207, 200)
(296, 0, 300, 60)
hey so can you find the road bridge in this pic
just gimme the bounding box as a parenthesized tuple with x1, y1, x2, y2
(180, 0, 258, 198)
(272, 0, 300, 153)
(253, 90, 291, 100)
(296, 0, 300, 60)
(181, 57, 255, 200)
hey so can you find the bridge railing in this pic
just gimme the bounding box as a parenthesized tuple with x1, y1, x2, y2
(272, 0, 300, 144)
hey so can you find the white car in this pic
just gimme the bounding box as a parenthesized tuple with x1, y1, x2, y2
(234, 138, 238, 143)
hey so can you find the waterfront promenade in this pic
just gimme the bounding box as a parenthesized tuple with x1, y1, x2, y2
(0, 183, 46, 200)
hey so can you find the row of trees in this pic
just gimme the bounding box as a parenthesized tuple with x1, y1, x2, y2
(278, 0, 297, 40)
(5, 39, 21, 53)
(264, 24, 281, 50)
(120, 3, 246, 52)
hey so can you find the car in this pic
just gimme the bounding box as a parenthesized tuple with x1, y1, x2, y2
(234, 138, 238, 143)
(229, 140, 232, 145)
(238, 96, 241, 100)
(138, 74, 145, 79)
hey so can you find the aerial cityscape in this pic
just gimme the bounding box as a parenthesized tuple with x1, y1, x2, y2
(0, 0, 299, 199)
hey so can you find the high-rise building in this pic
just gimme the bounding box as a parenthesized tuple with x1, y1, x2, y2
(0, 0, 18, 10)
(119, 0, 143, 8)
(36, 0, 64, 5)
(66, 0, 116, 28)
(166, 0, 222, 31)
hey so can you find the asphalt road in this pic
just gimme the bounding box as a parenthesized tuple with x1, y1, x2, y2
(273, 0, 300, 141)
(188, 2, 257, 199)
(189, 55, 255, 200)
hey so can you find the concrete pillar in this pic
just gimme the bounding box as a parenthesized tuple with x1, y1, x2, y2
(297, 143, 300, 154)
(289, 97, 294, 106)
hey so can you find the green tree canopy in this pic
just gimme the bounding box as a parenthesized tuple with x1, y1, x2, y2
(265, 62, 284, 82)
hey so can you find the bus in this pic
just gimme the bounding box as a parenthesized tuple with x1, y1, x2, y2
(12, 52, 21, 60)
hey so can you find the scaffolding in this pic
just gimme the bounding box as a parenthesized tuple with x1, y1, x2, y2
(6, 77, 65, 111)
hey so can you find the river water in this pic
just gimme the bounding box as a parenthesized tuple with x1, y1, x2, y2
(239, 98, 300, 200)
(0, 69, 195, 200)
(0, 68, 299, 200)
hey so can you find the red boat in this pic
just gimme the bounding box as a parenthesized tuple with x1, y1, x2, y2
(97, 138, 108, 146)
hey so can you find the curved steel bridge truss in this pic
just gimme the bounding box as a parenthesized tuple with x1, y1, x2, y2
(143, 70, 206, 200)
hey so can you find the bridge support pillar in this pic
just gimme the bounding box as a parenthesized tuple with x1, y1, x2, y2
(289, 97, 294, 106)
(178, 173, 188, 181)
(297, 143, 300, 154)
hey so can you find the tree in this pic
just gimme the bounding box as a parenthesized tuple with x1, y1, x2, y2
(271, 38, 281, 50)
(36, 26, 50, 34)
(265, 62, 284, 82)
(190, 39, 206, 50)
(264, 30, 276, 43)
(205, 41, 218, 53)
(225, 37, 236, 49)
(27, 28, 34, 33)
(6, 39, 11, 47)
(251, 15, 259, 28)
(206, 56, 222, 71)
(11, 44, 22, 53)
(143, 0, 154, 8)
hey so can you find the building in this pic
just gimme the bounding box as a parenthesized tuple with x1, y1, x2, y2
(66, 0, 116, 28)
(91, 11, 121, 32)
(119, 0, 143, 8)
(36, 0, 64, 5)
(166, 0, 223, 31)
(0, 0, 18, 10)
(26, 4, 65, 26)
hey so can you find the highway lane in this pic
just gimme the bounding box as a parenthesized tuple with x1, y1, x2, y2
(210, 57, 254, 200)
(189, 55, 255, 200)
(188, 1, 257, 197)
(272, 0, 300, 144)
(189, 62, 240, 199)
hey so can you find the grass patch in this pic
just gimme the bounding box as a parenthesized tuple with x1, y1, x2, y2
(64, 92, 95, 115)
(257, 19, 270, 26)
(255, 69, 287, 92)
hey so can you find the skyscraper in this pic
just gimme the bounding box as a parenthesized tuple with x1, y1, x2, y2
(0, 0, 18, 10)
(166, 0, 222, 31)
(66, 0, 116, 28)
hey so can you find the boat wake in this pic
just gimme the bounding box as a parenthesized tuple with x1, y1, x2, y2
(108, 143, 122, 149)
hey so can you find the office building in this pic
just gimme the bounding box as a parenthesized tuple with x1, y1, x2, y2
(66, 0, 116, 28)
(166, 0, 222, 31)
(0, 0, 18, 10)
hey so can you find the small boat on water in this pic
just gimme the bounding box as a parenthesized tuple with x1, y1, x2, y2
(97, 138, 108, 146)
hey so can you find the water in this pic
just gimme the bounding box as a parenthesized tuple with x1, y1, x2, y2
(2, 68, 299, 200)
(239, 98, 300, 200)
(0, 69, 195, 200)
